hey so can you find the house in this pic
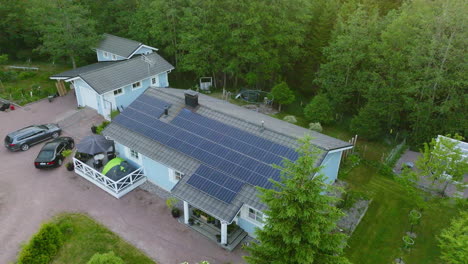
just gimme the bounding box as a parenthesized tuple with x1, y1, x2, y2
(95, 88, 353, 249)
(50, 34, 174, 120)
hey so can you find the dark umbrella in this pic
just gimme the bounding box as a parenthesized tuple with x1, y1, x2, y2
(76, 135, 114, 155)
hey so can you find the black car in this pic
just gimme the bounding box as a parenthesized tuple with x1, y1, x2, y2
(4, 124, 61, 151)
(34, 137, 74, 169)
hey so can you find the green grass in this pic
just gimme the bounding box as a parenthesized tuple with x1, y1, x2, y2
(341, 163, 459, 264)
(51, 213, 154, 264)
(0, 61, 70, 105)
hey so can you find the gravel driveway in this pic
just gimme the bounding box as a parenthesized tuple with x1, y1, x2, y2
(0, 93, 245, 264)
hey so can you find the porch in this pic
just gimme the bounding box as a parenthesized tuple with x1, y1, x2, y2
(182, 202, 248, 251)
(73, 157, 146, 198)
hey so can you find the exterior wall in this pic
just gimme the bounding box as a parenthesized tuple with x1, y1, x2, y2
(114, 77, 151, 109)
(130, 46, 153, 58)
(72, 79, 104, 116)
(236, 205, 263, 238)
(114, 142, 176, 192)
(96, 49, 126, 62)
(319, 150, 344, 184)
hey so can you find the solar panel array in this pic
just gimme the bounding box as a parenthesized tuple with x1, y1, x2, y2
(113, 96, 299, 204)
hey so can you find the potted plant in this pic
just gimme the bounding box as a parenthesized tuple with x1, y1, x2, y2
(171, 208, 181, 218)
(66, 162, 74, 171)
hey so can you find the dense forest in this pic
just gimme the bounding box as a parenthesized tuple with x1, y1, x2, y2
(0, 0, 466, 145)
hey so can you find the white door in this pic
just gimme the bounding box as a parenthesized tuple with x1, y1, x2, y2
(81, 86, 98, 110)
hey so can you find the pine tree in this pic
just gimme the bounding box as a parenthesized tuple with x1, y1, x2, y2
(245, 137, 351, 264)
(438, 211, 468, 264)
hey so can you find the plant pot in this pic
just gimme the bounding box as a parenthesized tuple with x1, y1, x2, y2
(171, 208, 181, 218)
(91, 126, 97, 134)
(66, 163, 74, 171)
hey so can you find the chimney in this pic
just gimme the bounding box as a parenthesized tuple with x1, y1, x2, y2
(164, 106, 169, 116)
(184, 90, 199, 108)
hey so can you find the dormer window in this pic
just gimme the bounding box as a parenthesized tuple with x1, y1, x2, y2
(103, 51, 109, 58)
(151, 77, 157, 85)
(112, 54, 116, 60)
(132, 81, 142, 90)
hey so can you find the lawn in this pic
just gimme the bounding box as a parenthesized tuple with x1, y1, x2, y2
(0, 61, 70, 105)
(341, 163, 459, 264)
(51, 213, 154, 264)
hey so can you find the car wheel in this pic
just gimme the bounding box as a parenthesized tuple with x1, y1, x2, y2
(58, 159, 63, 166)
(20, 144, 29, 151)
(52, 132, 59, 138)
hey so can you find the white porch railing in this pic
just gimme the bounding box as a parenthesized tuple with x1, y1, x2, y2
(73, 158, 146, 198)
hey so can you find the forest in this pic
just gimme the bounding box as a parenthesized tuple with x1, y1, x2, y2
(0, 0, 466, 146)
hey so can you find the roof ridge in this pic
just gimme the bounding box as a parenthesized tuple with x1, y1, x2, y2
(103, 33, 142, 46)
(79, 53, 159, 78)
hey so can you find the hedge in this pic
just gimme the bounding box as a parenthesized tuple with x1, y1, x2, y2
(17, 222, 63, 264)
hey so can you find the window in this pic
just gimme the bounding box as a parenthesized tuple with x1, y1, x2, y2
(151, 77, 157, 85)
(112, 54, 117, 60)
(248, 207, 264, 223)
(132, 81, 141, 90)
(129, 149, 139, 159)
(103, 51, 109, 58)
(113, 88, 123, 96)
(169, 169, 184, 182)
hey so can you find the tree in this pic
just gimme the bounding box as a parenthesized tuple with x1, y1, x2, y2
(304, 94, 334, 124)
(270, 82, 295, 112)
(437, 211, 468, 264)
(27, 0, 100, 68)
(245, 137, 350, 264)
(87, 251, 124, 264)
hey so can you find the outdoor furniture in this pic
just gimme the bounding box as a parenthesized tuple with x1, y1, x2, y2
(93, 154, 105, 169)
(76, 135, 114, 156)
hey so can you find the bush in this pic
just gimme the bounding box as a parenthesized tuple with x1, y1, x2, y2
(96, 121, 110, 135)
(283, 115, 297, 124)
(17, 223, 63, 264)
(304, 94, 334, 124)
(87, 251, 124, 264)
(308, 122, 323, 132)
(350, 105, 384, 140)
(18, 71, 37, 80)
(0, 70, 18, 82)
(166, 197, 179, 210)
(270, 82, 295, 111)
(338, 190, 369, 210)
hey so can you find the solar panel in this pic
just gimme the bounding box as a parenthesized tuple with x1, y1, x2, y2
(113, 94, 299, 204)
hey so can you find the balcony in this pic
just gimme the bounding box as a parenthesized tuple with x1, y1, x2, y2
(73, 157, 146, 198)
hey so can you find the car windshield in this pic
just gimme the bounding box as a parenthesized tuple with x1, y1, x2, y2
(38, 125, 48, 130)
(37, 150, 55, 160)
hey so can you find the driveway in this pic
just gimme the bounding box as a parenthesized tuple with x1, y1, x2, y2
(0, 94, 245, 264)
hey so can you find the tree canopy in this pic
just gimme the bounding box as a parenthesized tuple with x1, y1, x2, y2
(437, 211, 468, 264)
(245, 137, 350, 264)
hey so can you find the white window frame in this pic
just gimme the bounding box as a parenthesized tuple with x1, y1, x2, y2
(247, 206, 264, 223)
(103, 51, 109, 58)
(169, 168, 184, 183)
(112, 54, 117, 60)
(132, 81, 142, 90)
(151, 76, 157, 86)
(113, 88, 124, 96)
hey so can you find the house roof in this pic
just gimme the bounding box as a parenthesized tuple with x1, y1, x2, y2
(51, 52, 174, 94)
(50, 61, 119, 79)
(79, 53, 174, 94)
(103, 88, 352, 223)
(97, 33, 153, 58)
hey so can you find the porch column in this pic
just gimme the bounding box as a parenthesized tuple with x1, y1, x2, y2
(221, 221, 228, 245)
(183, 201, 190, 224)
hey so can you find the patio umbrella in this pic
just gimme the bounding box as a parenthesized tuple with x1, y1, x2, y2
(76, 135, 114, 155)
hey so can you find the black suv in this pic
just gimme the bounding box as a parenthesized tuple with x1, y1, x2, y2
(4, 124, 62, 151)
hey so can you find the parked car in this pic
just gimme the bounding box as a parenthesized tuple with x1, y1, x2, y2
(4, 124, 61, 151)
(34, 137, 74, 169)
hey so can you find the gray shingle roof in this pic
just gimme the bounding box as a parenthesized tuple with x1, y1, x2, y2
(97, 34, 145, 58)
(79, 53, 174, 94)
(102, 88, 352, 223)
(50, 61, 118, 78)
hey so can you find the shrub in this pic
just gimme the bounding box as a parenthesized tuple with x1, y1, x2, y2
(308, 122, 323, 132)
(0, 70, 18, 82)
(166, 197, 179, 210)
(62, 149, 73, 158)
(18, 71, 37, 80)
(304, 94, 334, 124)
(87, 251, 124, 264)
(17, 223, 63, 264)
(96, 121, 110, 135)
(283, 115, 297, 124)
